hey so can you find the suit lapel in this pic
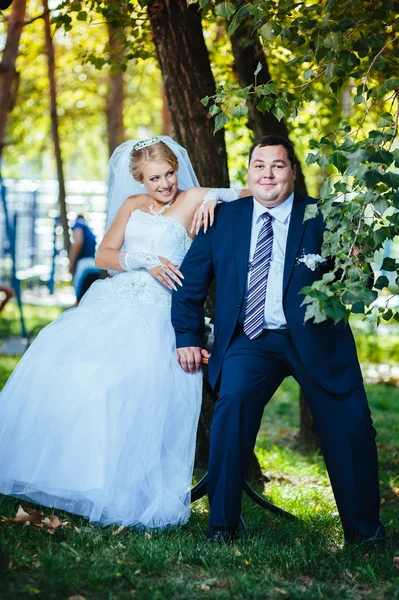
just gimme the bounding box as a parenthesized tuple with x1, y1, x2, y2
(283, 193, 307, 294)
(233, 196, 253, 300)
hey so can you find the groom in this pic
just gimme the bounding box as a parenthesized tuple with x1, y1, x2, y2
(171, 135, 385, 545)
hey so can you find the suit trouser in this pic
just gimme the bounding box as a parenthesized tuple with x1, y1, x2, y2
(207, 328, 385, 542)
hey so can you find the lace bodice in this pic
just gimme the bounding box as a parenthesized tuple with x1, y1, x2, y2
(124, 210, 192, 265)
(94, 210, 192, 313)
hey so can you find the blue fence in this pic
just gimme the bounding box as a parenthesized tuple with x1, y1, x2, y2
(0, 176, 107, 336)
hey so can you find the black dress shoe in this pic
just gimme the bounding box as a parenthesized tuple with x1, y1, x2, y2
(365, 539, 399, 556)
(352, 537, 399, 556)
(206, 526, 239, 544)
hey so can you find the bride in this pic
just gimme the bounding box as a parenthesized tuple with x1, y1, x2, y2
(0, 136, 242, 529)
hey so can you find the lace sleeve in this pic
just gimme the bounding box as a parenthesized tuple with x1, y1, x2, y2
(202, 188, 241, 205)
(119, 252, 161, 272)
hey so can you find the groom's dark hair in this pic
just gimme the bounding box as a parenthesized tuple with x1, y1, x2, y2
(249, 135, 296, 168)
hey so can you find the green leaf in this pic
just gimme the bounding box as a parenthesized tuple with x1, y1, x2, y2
(325, 61, 336, 82)
(368, 150, 394, 166)
(363, 169, 382, 188)
(378, 113, 394, 128)
(320, 179, 331, 200)
(260, 22, 276, 42)
(380, 77, 399, 95)
(381, 257, 398, 272)
(373, 198, 389, 215)
(214, 112, 230, 133)
(236, 86, 251, 100)
(383, 171, 399, 189)
(230, 104, 248, 119)
(255, 83, 276, 96)
(209, 104, 221, 116)
(306, 152, 319, 166)
(374, 275, 389, 290)
(215, 2, 236, 19)
(303, 203, 319, 222)
(341, 285, 377, 306)
(272, 105, 285, 122)
(304, 68, 313, 80)
(330, 151, 347, 173)
(227, 4, 249, 36)
(324, 298, 348, 324)
(304, 301, 328, 324)
(323, 31, 342, 51)
(351, 301, 365, 314)
(254, 62, 263, 77)
(382, 309, 393, 321)
(77, 11, 87, 21)
(201, 96, 210, 107)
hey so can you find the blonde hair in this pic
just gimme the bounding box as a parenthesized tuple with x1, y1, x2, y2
(129, 141, 179, 182)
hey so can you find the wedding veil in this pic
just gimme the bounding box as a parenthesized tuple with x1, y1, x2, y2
(106, 136, 200, 230)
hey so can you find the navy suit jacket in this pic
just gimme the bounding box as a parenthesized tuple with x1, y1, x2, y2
(171, 194, 363, 394)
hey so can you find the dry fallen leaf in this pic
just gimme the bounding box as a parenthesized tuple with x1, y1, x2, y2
(67, 596, 86, 600)
(234, 547, 242, 556)
(295, 537, 301, 546)
(112, 525, 125, 536)
(15, 506, 31, 522)
(144, 532, 152, 540)
(275, 589, 288, 596)
(328, 546, 337, 553)
(364, 553, 370, 563)
(0, 505, 69, 533)
(393, 557, 399, 568)
(134, 569, 141, 575)
(200, 584, 211, 591)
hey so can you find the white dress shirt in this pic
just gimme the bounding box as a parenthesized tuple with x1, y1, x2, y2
(245, 193, 294, 329)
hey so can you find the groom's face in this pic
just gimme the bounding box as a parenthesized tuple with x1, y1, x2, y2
(247, 145, 296, 208)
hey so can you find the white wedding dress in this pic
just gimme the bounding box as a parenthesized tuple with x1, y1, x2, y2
(0, 210, 202, 529)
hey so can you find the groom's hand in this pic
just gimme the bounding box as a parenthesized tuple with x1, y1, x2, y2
(177, 346, 204, 373)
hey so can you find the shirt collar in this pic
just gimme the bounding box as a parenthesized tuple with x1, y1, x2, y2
(253, 192, 294, 224)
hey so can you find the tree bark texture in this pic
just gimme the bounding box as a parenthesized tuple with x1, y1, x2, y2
(230, 23, 307, 195)
(0, 0, 27, 160)
(43, 0, 69, 252)
(148, 0, 229, 187)
(231, 22, 320, 451)
(106, 24, 125, 157)
(161, 85, 172, 137)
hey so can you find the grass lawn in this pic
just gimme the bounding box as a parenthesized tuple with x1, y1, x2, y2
(0, 306, 398, 598)
(0, 303, 65, 340)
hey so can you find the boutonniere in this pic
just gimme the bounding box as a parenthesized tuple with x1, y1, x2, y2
(296, 252, 327, 271)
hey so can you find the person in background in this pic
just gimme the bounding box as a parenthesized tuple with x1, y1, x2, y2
(68, 214, 102, 303)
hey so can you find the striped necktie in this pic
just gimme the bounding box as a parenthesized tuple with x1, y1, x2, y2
(243, 212, 274, 339)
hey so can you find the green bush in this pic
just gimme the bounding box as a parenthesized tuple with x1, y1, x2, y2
(355, 334, 399, 365)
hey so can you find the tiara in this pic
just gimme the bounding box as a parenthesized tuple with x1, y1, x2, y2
(133, 137, 161, 151)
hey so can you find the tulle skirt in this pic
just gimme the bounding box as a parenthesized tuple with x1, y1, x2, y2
(0, 271, 202, 528)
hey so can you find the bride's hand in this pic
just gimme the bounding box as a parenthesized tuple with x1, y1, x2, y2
(191, 200, 218, 235)
(148, 257, 183, 291)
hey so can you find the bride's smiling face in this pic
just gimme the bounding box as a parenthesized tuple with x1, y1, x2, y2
(141, 160, 178, 205)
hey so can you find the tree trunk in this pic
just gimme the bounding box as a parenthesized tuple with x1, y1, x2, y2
(147, 0, 229, 187)
(161, 85, 172, 137)
(231, 22, 320, 451)
(146, 0, 264, 478)
(106, 24, 125, 157)
(230, 24, 307, 195)
(298, 389, 319, 451)
(43, 0, 69, 252)
(0, 0, 27, 161)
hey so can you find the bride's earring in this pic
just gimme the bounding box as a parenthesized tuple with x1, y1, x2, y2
(140, 183, 145, 188)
